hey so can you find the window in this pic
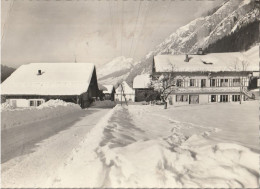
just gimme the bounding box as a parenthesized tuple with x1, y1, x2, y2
(211, 95, 216, 102)
(37, 100, 42, 106)
(210, 79, 216, 87)
(232, 95, 240, 102)
(176, 79, 183, 87)
(233, 78, 240, 87)
(190, 79, 195, 87)
(30, 100, 35, 106)
(176, 95, 188, 102)
(201, 79, 206, 87)
(189, 95, 199, 104)
(220, 79, 229, 87)
(220, 95, 228, 102)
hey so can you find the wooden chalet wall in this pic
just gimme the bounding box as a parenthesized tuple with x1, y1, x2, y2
(79, 67, 99, 108)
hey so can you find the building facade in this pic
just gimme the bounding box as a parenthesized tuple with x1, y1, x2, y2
(103, 85, 115, 101)
(115, 81, 135, 102)
(133, 74, 154, 102)
(152, 52, 259, 105)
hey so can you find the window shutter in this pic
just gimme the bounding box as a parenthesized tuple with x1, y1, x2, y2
(208, 95, 211, 102)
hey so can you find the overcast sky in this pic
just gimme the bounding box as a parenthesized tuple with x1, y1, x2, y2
(2, 0, 224, 68)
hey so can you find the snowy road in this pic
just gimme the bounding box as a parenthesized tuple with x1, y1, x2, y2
(1, 108, 111, 187)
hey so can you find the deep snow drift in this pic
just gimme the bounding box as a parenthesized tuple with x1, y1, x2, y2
(1, 100, 82, 130)
(51, 102, 259, 188)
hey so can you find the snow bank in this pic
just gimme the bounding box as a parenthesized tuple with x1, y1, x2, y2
(99, 136, 259, 188)
(90, 100, 116, 108)
(1, 100, 82, 130)
(52, 104, 259, 188)
(1, 102, 15, 111)
(51, 105, 120, 187)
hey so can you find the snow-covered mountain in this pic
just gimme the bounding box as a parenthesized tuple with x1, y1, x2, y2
(98, 0, 259, 86)
(97, 56, 137, 86)
(145, 0, 259, 57)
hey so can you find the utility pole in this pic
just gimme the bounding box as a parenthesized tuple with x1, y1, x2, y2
(74, 53, 77, 63)
(121, 84, 122, 106)
(121, 83, 128, 106)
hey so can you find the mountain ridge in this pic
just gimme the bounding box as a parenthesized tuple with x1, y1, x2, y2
(97, 0, 259, 87)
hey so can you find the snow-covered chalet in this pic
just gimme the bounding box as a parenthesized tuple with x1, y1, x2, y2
(102, 85, 115, 101)
(1, 63, 99, 108)
(133, 74, 154, 102)
(115, 81, 135, 102)
(152, 48, 259, 105)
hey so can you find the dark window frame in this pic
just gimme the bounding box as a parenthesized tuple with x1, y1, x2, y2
(190, 79, 195, 87)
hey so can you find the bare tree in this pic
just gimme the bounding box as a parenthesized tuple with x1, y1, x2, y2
(229, 58, 250, 104)
(151, 68, 178, 109)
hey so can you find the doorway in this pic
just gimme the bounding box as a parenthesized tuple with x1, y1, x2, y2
(211, 95, 216, 102)
(189, 95, 199, 104)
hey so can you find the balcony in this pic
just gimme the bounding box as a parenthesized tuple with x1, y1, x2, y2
(172, 87, 241, 94)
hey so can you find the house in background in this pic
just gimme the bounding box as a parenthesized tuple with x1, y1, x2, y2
(1, 63, 99, 108)
(115, 81, 135, 102)
(152, 50, 259, 105)
(98, 83, 106, 100)
(103, 85, 115, 101)
(133, 74, 154, 102)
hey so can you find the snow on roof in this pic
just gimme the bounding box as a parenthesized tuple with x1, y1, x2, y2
(103, 85, 114, 94)
(154, 51, 259, 73)
(1, 63, 95, 96)
(115, 81, 135, 94)
(133, 74, 151, 89)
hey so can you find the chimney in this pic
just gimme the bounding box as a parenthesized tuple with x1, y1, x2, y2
(184, 54, 189, 62)
(38, 70, 42, 75)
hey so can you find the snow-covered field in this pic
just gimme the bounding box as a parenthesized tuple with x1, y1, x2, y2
(48, 101, 259, 188)
(1, 100, 82, 130)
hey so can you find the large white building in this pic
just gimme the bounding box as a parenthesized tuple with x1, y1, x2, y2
(152, 49, 259, 105)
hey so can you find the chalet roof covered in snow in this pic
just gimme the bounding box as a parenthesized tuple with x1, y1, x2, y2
(1, 63, 96, 96)
(115, 81, 135, 94)
(133, 74, 151, 89)
(103, 85, 114, 94)
(154, 51, 259, 73)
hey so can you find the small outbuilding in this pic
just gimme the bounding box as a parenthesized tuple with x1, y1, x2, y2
(133, 74, 154, 102)
(1, 63, 99, 108)
(103, 85, 115, 101)
(115, 81, 135, 102)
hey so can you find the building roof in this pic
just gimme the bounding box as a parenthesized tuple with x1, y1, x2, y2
(103, 85, 114, 94)
(154, 51, 259, 73)
(133, 74, 151, 89)
(1, 63, 95, 96)
(98, 83, 107, 91)
(115, 81, 135, 94)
